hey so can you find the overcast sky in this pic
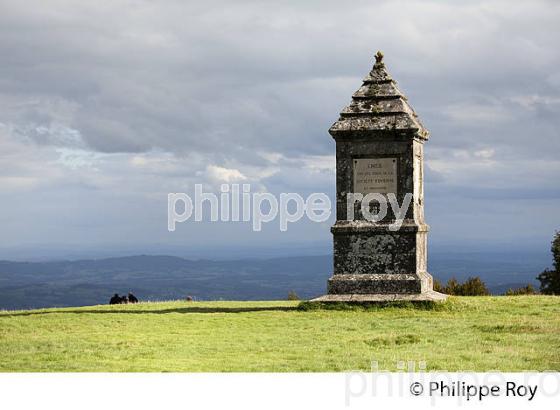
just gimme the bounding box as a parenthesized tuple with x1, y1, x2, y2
(0, 0, 559, 259)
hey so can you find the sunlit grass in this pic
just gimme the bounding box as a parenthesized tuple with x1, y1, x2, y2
(1, 296, 559, 372)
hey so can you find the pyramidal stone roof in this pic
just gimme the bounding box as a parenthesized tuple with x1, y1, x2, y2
(329, 51, 429, 140)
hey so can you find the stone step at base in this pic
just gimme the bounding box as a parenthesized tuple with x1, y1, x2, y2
(311, 290, 447, 303)
(327, 273, 433, 294)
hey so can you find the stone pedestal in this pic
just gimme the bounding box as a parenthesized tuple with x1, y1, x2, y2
(313, 52, 446, 303)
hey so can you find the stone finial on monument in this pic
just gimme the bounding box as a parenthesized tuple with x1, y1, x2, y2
(313, 52, 446, 302)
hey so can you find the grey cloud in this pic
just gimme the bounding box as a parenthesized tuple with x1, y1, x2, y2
(0, 0, 559, 251)
(2, 0, 559, 161)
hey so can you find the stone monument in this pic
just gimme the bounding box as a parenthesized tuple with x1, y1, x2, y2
(313, 51, 446, 302)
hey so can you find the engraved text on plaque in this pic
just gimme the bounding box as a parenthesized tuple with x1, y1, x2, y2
(353, 157, 397, 195)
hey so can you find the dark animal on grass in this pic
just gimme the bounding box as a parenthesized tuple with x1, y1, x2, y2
(119, 295, 129, 304)
(128, 293, 139, 303)
(109, 294, 121, 305)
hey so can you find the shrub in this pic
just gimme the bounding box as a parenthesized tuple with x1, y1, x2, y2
(504, 285, 537, 296)
(437, 276, 490, 296)
(287, 290, 300, 301)
(444, 278, 461, 295)
(457, 277, 490, 296)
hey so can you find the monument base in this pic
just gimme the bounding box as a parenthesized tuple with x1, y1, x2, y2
(310, 290, 447, 303)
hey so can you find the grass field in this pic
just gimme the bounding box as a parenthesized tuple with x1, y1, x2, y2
(1, 296, 559, 372)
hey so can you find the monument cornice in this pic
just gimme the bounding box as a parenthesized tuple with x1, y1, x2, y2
(331, 221, 430, 234)
(329, 51, 429, 141)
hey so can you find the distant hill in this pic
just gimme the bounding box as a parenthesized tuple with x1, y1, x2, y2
(0, 251, 548, 309)
(0, 255, 331, 309)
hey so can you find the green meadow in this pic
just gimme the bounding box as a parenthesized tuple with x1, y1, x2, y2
(1, 296, 559, 372)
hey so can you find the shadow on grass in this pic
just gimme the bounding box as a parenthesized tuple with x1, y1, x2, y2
(2, 306, 299, 317)
(297, 300, 455, 311)
(2, 299, 458, 317)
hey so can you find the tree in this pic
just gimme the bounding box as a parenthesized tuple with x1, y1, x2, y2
(553, 230, 560, 272)
(537, 231, 560, 295)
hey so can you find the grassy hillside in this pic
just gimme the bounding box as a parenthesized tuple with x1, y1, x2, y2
(1, 296, 559, 372)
